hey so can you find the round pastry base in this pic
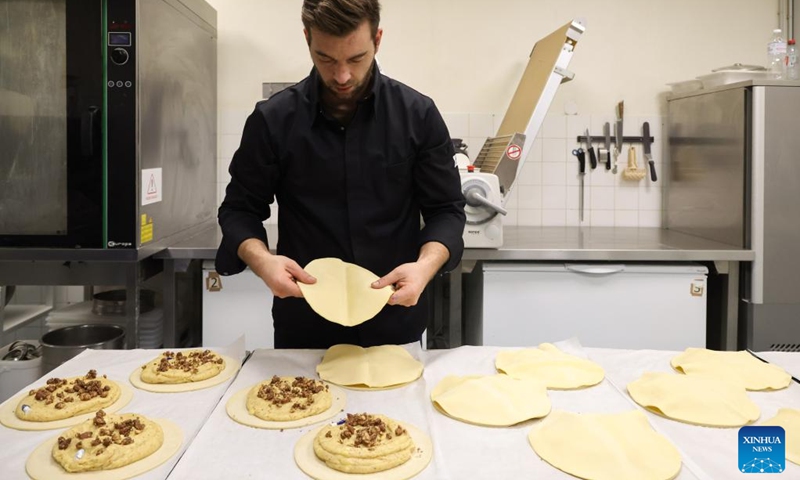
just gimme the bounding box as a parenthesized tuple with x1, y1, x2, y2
(26, 418, 183, 480)
(0, 383, 133, 431)
(129, 354, 239, 393)
(294, 421, 432, 480)
(226, 382, 346, 430)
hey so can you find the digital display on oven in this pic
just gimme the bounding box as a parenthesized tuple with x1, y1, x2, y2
(108, 32, 131, 46)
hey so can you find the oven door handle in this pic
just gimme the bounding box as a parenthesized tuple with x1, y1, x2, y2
(81, 106, 100, 157)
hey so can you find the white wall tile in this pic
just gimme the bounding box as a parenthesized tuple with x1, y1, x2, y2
(566, 114, 590, 145)
(566, 209, 588, 226)
(219, 109, 250, 135)
(639, 210, 662, 227)
(517, 209, 542, 226)
(468, 113, 495, 138)
(217, 158, 232, 184)
(516, 161, 542, 186)
(590, 114, 616, 138)
(615, 185, 639, 210)
(542, 186, 567, 210)
(503, 188, 518, 209)
(442, 113, 469, 139)
(566, 184, 586, 211)
(589, 168, 615, 186)
(639, 187, 663, 210)
(590, 186, 615, 210)
(503, 209, 518, 227)
(591, 210, 615, 227)
(219, 134, 242, 159)
(523, 138, 543, 164)
(542, 139, 567, 163)
(615, 210, 639, 227)
(542, 114, 566, 139)
(516, 185, 542, 209)
(542, 162, 566, 186)
(541, 209, 566, 226)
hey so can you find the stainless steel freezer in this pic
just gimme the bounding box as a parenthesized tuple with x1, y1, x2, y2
(667, 81, 800, 351)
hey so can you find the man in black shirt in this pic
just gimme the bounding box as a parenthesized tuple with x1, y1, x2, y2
(216, 0, 466, 349)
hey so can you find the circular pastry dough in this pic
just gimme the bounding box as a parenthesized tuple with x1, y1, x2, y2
(130, 354, 238, 393)
(226, 382, 347, 430)
(294, 420, 432, 480)
(316, 345, 423, 389)
(298, 258, 393, 327)
(495, 343, 605, 389)
(0, 383, 133, 431)
(529, 410, 682, 480)
(627, 372, 760, 427)
(671, 348, 791, 391)
(431, 375, 550, 426)
(26, 417, 183, 480)
(761, 408, 800, 465)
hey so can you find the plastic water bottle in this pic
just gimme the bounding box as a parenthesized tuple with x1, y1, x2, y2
(787, 39, 799, 81)
(768, 29, 787, 79)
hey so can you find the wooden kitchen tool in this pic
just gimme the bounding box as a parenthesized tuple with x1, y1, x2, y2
(622, 146, 646, 181)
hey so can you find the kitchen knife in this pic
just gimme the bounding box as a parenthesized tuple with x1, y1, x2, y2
(643, 122, 656, 182)
(746, 349, 800, 384)
(603, 122, 611, 170)
(572, 148, 586, 222)
(584, 128, 597, 170)
(614, 101, 624, 174)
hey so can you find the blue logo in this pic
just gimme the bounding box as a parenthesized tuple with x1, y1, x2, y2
(739, 426, 785, 473)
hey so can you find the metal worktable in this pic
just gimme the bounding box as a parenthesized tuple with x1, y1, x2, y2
(156, 225, 753, 351)
(0, 220, 216, 349)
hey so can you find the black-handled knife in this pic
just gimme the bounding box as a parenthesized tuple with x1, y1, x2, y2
(584, 129, 597, 170)
(643, 122, 656, 182)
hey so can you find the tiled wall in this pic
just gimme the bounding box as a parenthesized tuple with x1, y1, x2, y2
(216, 110, 665, 228)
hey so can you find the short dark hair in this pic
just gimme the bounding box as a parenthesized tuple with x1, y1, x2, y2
(301, 0, 381, 41)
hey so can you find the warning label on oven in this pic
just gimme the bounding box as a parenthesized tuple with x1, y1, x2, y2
(142, 168, 163, 205)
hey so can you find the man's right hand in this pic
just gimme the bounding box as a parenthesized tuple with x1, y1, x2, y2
(237, 238, 316, 298)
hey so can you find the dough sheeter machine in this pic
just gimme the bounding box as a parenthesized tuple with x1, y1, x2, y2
(459, 20, 585, 248)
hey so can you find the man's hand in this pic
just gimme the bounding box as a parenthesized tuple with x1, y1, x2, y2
(237, 238, 316, 298)
(371, 242, 449, 307)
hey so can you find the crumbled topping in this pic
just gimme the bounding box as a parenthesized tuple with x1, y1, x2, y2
(256, 376, 327, 413)
(335, 413, 403, 449)
(28, 371, 111, 407)
(155, 350, 223, 374)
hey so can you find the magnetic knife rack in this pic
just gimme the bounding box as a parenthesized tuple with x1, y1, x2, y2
(576, 135, 654, 144)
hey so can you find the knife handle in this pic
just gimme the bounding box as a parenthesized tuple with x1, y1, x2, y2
(588, 147, 597, 169)
(649, 161, 657, 182)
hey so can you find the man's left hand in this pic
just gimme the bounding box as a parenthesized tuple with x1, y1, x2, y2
(371, 262, 431, 307)
(371, 242, 450, 307)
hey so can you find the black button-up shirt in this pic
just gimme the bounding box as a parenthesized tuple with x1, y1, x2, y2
(216, 64, 466, 348)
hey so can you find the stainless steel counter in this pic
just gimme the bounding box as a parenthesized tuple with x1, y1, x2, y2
(156, 225, 752, 351)
(156, 225, 753, 262)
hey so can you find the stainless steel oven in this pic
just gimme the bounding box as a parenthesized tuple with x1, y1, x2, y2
(0, 0, 217, 250)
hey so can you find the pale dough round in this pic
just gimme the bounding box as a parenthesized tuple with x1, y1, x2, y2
(495, 343, 605, 389)
(529, 410, 682, 480)
(761, 408, 800, 465)
(26, 418, 183, 480)
(431, 375, 551, 426)
(129, 354, 239, 393)
(316, 345, 423, 389)
(298, 258, 393, 327)
(295, 421, 432, 480)
(627, 372, 760, 427)
(0, 383, 133, 431)
(139, 350, 226, 384)
(226, 383, 347, 429)
(671, 348, 791, 391)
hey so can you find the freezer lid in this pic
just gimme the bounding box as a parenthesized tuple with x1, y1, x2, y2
(482, 263, 709, 275)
